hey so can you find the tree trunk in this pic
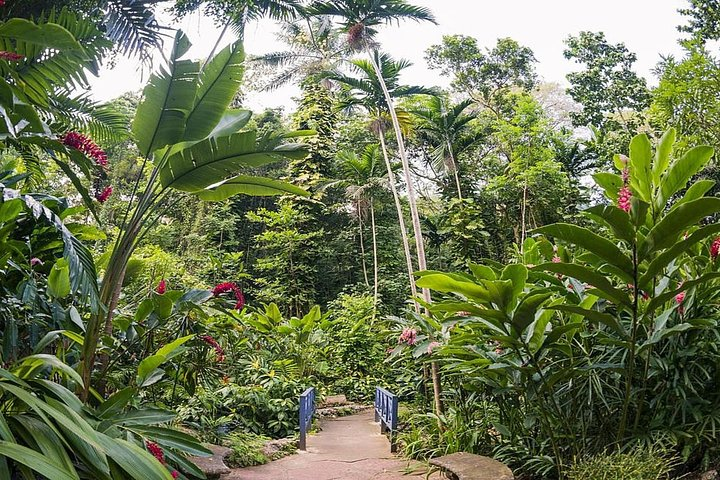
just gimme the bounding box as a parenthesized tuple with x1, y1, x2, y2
(367, 49, 430, 305)
(370, 200, 379, 319)
(446, 139, 462, 201)
(378, 130, 419, 312)
(367, 48, 442, 416)
(358, 202, 370, 287)
(431, 360, 444, 417)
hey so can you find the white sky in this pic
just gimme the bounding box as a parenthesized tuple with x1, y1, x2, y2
(87, 0, 689, 111)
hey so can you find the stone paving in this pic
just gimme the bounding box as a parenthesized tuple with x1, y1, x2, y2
(224, 410, 441, 480)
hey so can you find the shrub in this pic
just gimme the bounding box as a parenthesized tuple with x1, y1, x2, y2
(566, 446, 677, 480)
(225, 431, 271, 468)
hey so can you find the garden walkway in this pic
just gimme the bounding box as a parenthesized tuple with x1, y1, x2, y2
(225, 410, 440, 479)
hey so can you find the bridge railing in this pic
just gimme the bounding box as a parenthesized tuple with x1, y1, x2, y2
(374, 386, 399, 452)
(298, 387, 315, 450)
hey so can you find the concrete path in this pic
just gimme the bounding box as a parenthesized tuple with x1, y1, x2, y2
(224, 410, 440, 480)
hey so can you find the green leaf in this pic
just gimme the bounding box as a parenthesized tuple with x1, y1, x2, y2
(0, 441, 77, 480)
(548, 305, 627, 338)
(671, 179, 715, 210)
(156, 335, 194, 358)
(128, 426, 212, 456)
(132, 31, 198, 157)
(208, 109, 252, 138)
(658, 145, 715, 207)
(512, 292, 551, 335)
(639, 197, 720, 261)
(629, 133, 652, 202)
(159, 131, 306, 192)
(137, 354, 164, 385)
(13, 354, 83, 387)
(592, 172, 622, 202)
(583, 204, 635, 243)
(501, 264, 528, 306)
(184, 40, 245, 141)
(112, 409, 176, 426)
(98, 387, 137, 418)
(196, 175, 308, 201)
(533, 262, 632, 308)
(652, 128, 675, 184)
(47, 258, 71, 298)
(96, 435, 173, 480)
(0, 19, 83, 51)
(533, 223, 634, 278)
(416, 273, 489, 302)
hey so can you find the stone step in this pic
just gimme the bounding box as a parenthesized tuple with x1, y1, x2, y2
(188, 444, 232, 479)
(318, 394, 348, 407)
(429, 452, 514, 480)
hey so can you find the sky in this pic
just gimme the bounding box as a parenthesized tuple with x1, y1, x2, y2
(87, 0, 690, 111)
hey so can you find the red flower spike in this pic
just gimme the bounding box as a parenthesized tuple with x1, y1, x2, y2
(156, 279, 167, 294)
(146, 441, 165, 464)
(199, 335, 225, 362)
(171, 471, 179, 479)
(212, 281, 245, 311)
(96, 185, 112, 203)
(61, 131, 108, 166)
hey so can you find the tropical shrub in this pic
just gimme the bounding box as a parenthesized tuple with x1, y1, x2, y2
(566, 445, 677, 480)
(414, 129, 720, 477)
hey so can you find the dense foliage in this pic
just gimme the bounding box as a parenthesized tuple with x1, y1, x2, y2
(0, 0, 718, 479)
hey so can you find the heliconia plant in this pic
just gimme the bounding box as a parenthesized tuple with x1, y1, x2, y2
(414, 129, 720, 477)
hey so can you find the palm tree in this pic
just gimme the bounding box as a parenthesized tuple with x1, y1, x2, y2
(335, 145, 388, 315)
(327, 51, 434, 310)
(412, 96, 484, 200)
(306, 0, 437, 306)
(252, 18, 351, 90)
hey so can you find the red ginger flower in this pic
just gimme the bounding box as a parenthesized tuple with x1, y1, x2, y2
(711, 237, 720, 259)
(146, 441, 165, 464)
(172, 471, 179, 479)
(212, 281, 245, 310)
(0, 51, 23, 61)
(61, 131, 108, 166)
(617, 186, 632, 213)
(96, 185, 112, 203)
(156, 279, 167, 294)
(675, 291, 685, 304)
(199, 335, 225, 362)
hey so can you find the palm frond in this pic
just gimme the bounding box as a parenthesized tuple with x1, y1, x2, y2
(48, 92, 130, 144)
(103, 0, 167, 60)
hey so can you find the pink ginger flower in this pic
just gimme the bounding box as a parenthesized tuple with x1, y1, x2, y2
(171, 471, 179, 479)
(427, 341, 440, 354)
(398, 328, 417, 346)
(0, 51, 23, 61)
(30, 257, 43, 267)
(618, 186, 632, 213)
(156, 279, 167, 294)
(552, 255, 561, 263)
(711, 237, 720, 260)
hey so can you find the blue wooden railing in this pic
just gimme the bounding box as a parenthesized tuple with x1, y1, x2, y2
(298, 387, 315, 450)
(374, 386, 399, 452)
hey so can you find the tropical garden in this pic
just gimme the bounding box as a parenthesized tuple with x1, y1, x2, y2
(1, 0, 719, 478)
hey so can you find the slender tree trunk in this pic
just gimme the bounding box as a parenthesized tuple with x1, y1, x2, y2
(431, 361, 444, 417)
(367, 49, 430, 305)
(446, 140, 462, 201)
(357, 203, 370, 287)
(370, 201, 379, 319)
(378, 130, 419, 313)
(367, 48, 443, 416)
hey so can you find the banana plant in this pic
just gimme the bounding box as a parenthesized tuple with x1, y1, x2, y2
(80, 30, 309, 397)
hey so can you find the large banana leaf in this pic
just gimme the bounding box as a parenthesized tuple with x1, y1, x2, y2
(158, 131, 307, 192)
(184, 40, 246, 141)
(196, 175, 308, 201)
(132, 31, 199, 157)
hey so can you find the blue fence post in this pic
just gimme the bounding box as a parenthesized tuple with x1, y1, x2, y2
(299, 387, 315, 451)
(374, 387, 399, 453)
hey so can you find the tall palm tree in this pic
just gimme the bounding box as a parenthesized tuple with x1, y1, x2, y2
(307, 0, 437, 306)
(412, 96, 484, 200)
(335, 145, 388, 316)
(327, 51, 434, 310)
